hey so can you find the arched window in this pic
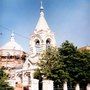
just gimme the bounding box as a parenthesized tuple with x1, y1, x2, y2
(35, 39, 40, 53)
(46, 38, 51, 48)
(46, 39, 50, 44)
(35, 39, 40, 46)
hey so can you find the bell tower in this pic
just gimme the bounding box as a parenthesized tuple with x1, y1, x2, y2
(29, 2, 56, 56)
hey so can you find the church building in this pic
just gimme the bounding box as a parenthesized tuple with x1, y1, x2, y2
(0, 2, 56, 88)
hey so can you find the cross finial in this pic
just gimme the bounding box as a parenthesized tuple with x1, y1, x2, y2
(40, 1, 44, 16)
(40, 1, 44, 10)
(10, 31, 15, 42)
(41, 1, 42, 7)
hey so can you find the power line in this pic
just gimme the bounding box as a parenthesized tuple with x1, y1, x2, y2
(14, 32, 30, 40)
(0, 25, 30, 40)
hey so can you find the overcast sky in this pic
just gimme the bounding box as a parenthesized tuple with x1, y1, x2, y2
(0, 0, 90, 52)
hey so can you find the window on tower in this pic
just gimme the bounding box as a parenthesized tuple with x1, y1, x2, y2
(35, 40, 40, 45)
(35, 39, 41, 54)
(46, 38, 51, 48)
(35, 39, 40, 46)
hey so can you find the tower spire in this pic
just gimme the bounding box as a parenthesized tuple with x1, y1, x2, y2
(35, 1, 50, 31)
(10, 31, 15, 42)
(40, 1, 44, 16)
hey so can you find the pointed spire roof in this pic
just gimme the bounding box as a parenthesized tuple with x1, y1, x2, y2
(35, 1, 50, 32)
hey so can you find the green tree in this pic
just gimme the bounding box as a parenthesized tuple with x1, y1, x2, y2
(59, 40, 78, 80)
(76, 50, 90, 88)
(34, 47, 69, 87)
(0, 67, 14, 90)
(59, 40, 90, 88)
(34, 41, 90, 88)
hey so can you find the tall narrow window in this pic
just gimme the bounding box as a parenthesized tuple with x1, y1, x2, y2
(46, 38, 51, 48)
(35, 39, 40, 53)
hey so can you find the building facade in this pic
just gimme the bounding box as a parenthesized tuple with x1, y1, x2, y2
(0, 2, 56, 88)
(20, 2, 56, 87)
(0, 2, 90, 89)
(0, 32, 26, 68)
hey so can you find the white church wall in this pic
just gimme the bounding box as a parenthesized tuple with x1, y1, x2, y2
(31, 79, 39, 90)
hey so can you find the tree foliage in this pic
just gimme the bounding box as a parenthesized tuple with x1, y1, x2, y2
(59, 41, 90, 84)
(0, 67, 14, 90)
(34, 41, 90, 88)
(34, 47, 67, 86)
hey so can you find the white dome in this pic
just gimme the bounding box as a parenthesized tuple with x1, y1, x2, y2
(1, 41, 24, 51)
(0, 32, 24, 51)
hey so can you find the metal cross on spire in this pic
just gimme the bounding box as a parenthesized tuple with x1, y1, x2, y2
(40, 1, 44, 17)
(40, 1, 44, 11)
(10, 31, 15, 42)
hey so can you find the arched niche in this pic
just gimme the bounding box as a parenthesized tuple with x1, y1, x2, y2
(35, 39, 41, 53)
(35, 39, 40, 46)
(46, 38, 51, 48)
(46, 38, 51, 45)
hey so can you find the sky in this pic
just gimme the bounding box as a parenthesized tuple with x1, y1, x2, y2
(0, 0, 90, 52)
